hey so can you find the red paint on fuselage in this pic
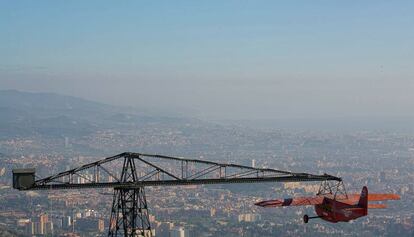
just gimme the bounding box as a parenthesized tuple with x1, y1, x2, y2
(315, 197, 366, 223)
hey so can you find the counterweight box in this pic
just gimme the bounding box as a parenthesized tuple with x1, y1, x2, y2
(12, 168, 35, 189)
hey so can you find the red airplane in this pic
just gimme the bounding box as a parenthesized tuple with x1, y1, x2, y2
(255, 186, 400, 223)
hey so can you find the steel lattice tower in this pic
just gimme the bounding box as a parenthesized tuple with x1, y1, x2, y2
(108, 156, 152, 236)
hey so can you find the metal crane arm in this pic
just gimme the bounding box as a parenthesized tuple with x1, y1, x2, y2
(14, 152, 341, 190)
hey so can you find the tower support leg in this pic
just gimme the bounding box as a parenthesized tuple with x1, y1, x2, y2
(108, 187, 152, 237)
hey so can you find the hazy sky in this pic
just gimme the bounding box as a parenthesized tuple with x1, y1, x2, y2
(1, 1, 413, 119)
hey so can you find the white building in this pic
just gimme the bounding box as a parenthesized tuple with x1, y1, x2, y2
(170, 226, 186, 237)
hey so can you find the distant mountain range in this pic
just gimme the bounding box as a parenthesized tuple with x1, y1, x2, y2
(1, 90, 412, 139)
(0, 90, 193, 138)
(0, 89, 123, 118)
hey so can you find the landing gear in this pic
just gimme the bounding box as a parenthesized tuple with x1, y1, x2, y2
(303, 215, 321, 223)
(303, 215, 309, 223)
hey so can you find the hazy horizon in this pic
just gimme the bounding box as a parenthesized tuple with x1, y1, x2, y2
(1, 1, 414, 120)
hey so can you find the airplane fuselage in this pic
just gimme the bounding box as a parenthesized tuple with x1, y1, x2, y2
(315, 197, 366, 223)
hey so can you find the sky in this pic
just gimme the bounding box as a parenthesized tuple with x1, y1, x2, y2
(1, 1, 413, 119)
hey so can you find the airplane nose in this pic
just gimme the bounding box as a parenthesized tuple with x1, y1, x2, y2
(254, 201, 264, 206)
(254, 200, 284, 207)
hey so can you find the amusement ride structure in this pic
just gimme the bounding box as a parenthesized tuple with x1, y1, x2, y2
(13, 152, 341, 236)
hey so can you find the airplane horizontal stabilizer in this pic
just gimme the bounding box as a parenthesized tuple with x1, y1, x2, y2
(368, 203, 387, 209)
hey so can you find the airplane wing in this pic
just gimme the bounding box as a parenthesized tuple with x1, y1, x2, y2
(255, 196, 324, 207)
(347, 193, 400, 202)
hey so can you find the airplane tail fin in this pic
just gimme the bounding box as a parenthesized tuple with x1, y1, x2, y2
(358, 186, 368, 215)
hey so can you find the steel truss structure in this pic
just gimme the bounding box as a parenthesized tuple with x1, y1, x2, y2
(108, 155, 152, 236)
(15, 152, 341, 237)
(317, 179, 348, 200)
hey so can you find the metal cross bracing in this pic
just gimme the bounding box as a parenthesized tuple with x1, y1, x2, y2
(317, 179, 348, 200)
(14, 152, 341, 237)
(30, 152, 341, 190)
(108, 156, 151, 237)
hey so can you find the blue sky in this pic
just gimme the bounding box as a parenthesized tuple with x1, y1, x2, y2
(1, 1, 413, 119)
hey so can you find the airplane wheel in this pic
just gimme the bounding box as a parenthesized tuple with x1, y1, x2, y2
(303, 215, 309, 224)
